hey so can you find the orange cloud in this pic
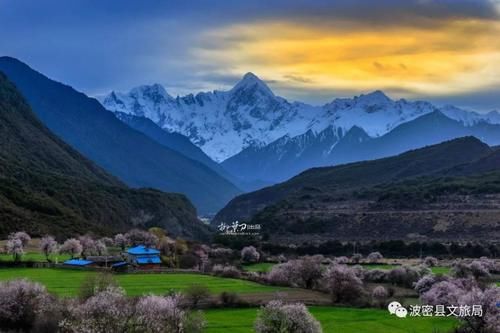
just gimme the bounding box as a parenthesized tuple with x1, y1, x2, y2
(194, 18, 500, 98)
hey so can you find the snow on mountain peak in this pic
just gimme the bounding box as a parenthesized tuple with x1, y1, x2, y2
(101, 75, 495, 162)
(230, 72, 274, 97)
(355, 90, 392, 105)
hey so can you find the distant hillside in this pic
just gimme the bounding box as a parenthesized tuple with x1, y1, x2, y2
(0, 57, 241, 215)
(214, 136, 492, 223)
(0, 71, 210, 240)
(114, 112, 246, 190)
(223, 111, 500, 183)
(215, 137, 500, 241)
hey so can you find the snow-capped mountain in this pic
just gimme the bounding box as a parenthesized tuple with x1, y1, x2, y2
(101, 72, 499, 165)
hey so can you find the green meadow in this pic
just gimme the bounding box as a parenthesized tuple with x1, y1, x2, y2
(0, 268, 288, 296)
(204, 306, 458, 333)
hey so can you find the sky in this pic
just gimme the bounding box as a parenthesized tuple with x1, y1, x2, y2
(0, 0, 499, 111)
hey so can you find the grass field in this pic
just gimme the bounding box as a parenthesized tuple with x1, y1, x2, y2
(0, 268, 289, 296)
(204, 306, 458, 333)
(362, 264, 451, 275)
(242, 262, 275, 273)
(0, 252, 71, 263)
(243, 262, 452, 275)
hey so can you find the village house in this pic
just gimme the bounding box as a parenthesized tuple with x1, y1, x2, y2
(126, 245, 161, 269)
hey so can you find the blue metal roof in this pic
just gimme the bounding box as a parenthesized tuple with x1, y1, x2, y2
(136, 256, 161, 264)
(64, 259, 93, 266)
(127, 245, 160, 255)
(112, 261, 128, 268)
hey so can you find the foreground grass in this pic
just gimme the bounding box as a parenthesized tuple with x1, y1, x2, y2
(0, 268, 289, 296)
(205, 306, 458, 333)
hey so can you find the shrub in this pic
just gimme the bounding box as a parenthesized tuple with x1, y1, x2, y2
(324, 265, 365, 304)
(351, 253, 363, 264)
(254, 300, 322, 333)
(367, 252, 383, 263)
(219, 291, 246, 307)
(78, 273, 118, 301)
(241, 246, 260, 263)
(212, 264, 241, 278)
(185, 284, 210, 308)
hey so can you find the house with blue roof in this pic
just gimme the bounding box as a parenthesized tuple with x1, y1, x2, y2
(126, 245, 161, 269)
(63, 259, 94, 267)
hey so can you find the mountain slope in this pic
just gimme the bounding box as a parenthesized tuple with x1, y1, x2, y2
(103, 74, 500, 185)
(0, 57, 241, 215)
(215, 137, 500, 241)
(223, 111, 500, 183)
(113, 111, 246, 190)
(214, 137, 493, 223)
(0, 71, 209, 240)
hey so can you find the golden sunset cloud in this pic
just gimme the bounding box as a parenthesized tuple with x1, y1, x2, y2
(195, 17, 500, 99)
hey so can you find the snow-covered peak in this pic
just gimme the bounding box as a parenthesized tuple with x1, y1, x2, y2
(354, 90, 392, 106)
(130, 84, 174, 102)
(100, 74, 497, 162)
(230, 72, 275, 97)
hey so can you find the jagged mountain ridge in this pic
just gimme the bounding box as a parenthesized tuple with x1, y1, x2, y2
(101, 73, 500, 165)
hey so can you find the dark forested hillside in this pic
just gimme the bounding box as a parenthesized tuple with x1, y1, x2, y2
(214, 136, 500, 241)
(0, 57, 241, 215)
(214, 136, 492, 223)
(0, 72, 210, 240)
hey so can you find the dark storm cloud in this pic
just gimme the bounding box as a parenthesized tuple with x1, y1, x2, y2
(0, 0, 499, 108)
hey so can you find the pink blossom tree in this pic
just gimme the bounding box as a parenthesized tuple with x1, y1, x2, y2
(371, 285, 388, 308)
(135, 294, 205, 333)
(423, 256, 438, 267)
(241, 246, 260, 263)
(367, 251, 383, 263)
(254, 300, 322, 333)
(60, 286, 133, 333)
(0, 279, 53, 331)
(60, 238, 83, 258)
(114, 233, 128, 251)
(5, 231, 31, 262)
(324, 265, 365, 303)
(125, 229, 159, 248)
(39, 235, 58, 262)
